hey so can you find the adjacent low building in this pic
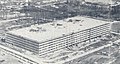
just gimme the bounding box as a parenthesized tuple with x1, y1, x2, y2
(111, 21, 120, 33)
(5, 16, 110, 56)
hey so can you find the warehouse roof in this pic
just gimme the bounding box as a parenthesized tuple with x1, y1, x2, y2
(8, 16, 109, 43)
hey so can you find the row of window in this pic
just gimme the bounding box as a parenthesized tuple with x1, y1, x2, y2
(39, 44, 66, 55)
(39, 30, 89, 46)
(6, 36, 39, 48)
(6, 39, 39, 52)
(39, 27, 109, 49)
(7, 34, 39, 46)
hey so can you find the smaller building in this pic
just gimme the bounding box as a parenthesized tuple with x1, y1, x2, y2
(111, 21, 120, 33)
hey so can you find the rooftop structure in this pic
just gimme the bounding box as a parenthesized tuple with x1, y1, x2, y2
(8, 16, 109, 43)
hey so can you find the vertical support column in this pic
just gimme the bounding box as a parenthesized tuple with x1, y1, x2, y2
(88, 28, 91, 43)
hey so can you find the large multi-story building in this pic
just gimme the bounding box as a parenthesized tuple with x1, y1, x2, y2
(5, 16, 110, 56)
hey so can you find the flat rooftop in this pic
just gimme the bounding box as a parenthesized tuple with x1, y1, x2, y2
(85, 0, 115, 4)
(8, 16, 109, 43)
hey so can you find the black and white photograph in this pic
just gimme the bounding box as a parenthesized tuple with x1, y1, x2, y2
(0, 0, 120, 64)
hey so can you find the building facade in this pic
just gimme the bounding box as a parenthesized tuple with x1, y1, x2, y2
(38, 23, 110, 56)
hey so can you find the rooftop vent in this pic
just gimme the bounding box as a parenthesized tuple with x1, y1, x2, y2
(80, 24, 82, 26)
(57, 23, 63, 26)
(68, 19, 73, 22)
(50, 23, 55, 26)
(62, 33, 65, 36)
(37, 27, 42, 29)
(75, 19, 81, 22)
(29, 29, 39, 32)
(73, 19, 81, 24)
(29, 27, 46, 32)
